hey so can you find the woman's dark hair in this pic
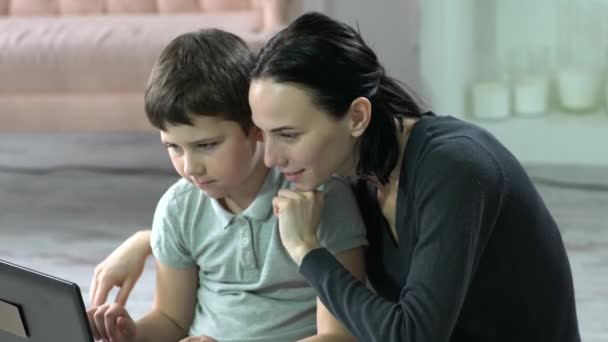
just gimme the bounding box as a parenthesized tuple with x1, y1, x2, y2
(252, 12, 422, 184)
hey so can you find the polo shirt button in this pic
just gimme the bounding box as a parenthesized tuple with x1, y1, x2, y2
(242, 237, 249, 245)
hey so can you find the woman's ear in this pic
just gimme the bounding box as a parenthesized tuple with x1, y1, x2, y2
(348, 97, 372, 137)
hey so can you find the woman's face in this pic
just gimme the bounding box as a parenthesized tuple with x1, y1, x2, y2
(249, 79, 359, 191)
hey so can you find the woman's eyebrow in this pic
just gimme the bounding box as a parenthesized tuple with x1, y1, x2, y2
(270, 126, 296, 133)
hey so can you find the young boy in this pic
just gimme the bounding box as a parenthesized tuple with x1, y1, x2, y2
(86, 29, 367, 342)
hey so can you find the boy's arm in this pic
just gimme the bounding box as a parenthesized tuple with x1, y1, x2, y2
(298, 247, 365, 342)
(134, 260, 198, 342)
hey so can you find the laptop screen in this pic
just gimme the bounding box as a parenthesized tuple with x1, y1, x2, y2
(0, 259, 94, 342)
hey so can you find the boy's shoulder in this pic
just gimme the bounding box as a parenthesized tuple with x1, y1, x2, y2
(322, 176, 356, 197)
(165, 177, 199, 198)
(159, 178, 210, 211)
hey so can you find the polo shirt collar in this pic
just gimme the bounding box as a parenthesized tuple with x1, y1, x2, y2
(210, 168, 283, 229)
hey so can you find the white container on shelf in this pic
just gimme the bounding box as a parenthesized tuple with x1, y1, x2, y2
(471, 81, 510, 120)
(556, 68, 602, 112)
(513, 76, 548, 116)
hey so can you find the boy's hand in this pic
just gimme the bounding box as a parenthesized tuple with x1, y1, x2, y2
(90, 230, 151, 306)
(272, 189, 323, 265)
(179, 336, 218, 342)
(87, 303, 136, 342)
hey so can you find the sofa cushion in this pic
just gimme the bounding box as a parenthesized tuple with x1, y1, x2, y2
(157, 0, 200, 13)
(105, 0, 157, 14)
(10, 0, 59, 16)
(0, 0, 8, 15)
(0, 12, 267, 93)
(200, 0, 251, 11)
(59, 0, 105, 15)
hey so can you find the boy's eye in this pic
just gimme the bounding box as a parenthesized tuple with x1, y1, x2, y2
(196, 142, 219, 150)
(165, 144, 181, 151)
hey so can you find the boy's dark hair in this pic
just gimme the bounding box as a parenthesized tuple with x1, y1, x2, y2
(145, 28, 255, 133)
(252, 12, 422, 184)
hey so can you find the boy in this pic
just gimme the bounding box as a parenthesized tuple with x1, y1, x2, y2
(86, 29, 367, 342)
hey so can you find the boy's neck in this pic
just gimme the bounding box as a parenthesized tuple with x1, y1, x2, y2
(220, 159, 270, 214)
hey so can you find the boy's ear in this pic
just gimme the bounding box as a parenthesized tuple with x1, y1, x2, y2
(348, 97, 372, 138)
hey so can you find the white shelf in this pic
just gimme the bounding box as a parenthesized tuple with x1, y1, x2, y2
(466, 111, 608, 166)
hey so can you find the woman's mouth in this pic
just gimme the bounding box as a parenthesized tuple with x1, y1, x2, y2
(283, 169, 305, 182)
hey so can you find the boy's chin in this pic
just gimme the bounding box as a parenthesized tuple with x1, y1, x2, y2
(192, 184, 225, 199)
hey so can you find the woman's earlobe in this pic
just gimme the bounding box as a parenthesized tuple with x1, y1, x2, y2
(350, 97, 372, 137)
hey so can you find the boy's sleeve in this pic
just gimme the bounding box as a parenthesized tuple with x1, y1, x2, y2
(316, 177, 368, 255)
(150, 184, 196, 269)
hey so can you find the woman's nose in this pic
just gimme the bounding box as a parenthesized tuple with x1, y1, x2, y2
(264, 141, 287, 168)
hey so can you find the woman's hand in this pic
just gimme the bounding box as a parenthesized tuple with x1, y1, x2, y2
(90, 230, 152, 307)
(272, 189, 323, 265)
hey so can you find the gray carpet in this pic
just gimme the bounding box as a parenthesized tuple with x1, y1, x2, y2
(0, 132, 607, 341)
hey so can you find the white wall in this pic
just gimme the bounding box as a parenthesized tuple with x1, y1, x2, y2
(299, 0, 424, 103)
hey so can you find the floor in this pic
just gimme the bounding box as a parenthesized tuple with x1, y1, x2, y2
(0, 133, 606, 341)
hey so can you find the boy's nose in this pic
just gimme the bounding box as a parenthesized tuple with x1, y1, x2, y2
(184, 155, 205, 176)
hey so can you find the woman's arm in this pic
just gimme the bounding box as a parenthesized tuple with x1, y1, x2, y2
(299, 140, 505, 341)
(298, 247, 366, 342)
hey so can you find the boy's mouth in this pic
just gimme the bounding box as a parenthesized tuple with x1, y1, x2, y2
(193, 179, 216, 187)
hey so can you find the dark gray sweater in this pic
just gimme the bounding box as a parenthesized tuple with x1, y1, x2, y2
(300, 113, 580, 341)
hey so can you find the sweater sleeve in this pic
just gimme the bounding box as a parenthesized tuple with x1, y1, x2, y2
(300, 137, 506, 341)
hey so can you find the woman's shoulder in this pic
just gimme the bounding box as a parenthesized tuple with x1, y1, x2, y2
(404, 115, 509, 194)
(408, 114, 508, 169)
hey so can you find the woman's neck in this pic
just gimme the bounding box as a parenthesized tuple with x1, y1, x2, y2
(373, 117, 419, 241)
(373, 117, 418, 193)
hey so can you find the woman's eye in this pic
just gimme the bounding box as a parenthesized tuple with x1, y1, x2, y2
(280, 133, 299, 140)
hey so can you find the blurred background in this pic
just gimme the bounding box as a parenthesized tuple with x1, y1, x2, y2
(1, 0, 607, 341)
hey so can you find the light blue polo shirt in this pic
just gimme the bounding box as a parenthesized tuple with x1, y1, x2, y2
(151, 168, 367, 341)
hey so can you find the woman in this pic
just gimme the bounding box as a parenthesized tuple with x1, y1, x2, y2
(247, 12, 580, 341)
(91, 12, 580, 341)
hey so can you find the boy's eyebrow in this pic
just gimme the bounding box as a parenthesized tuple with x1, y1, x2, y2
(160, 136, 221, 145)
(189, 137, 221, 146)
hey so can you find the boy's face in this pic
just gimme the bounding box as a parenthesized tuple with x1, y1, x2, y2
(160, 115, 263, 199)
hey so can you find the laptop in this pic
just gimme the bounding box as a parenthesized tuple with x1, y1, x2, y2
(0, 258, 94, 342)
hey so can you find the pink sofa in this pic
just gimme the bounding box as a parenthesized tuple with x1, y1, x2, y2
(0, 0, 287, 132)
